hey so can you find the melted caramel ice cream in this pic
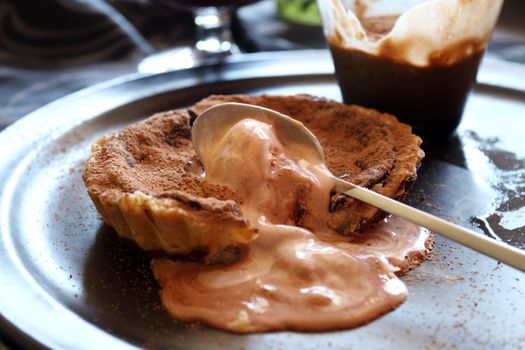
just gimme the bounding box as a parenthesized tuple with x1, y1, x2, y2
(153, 117, 431, 332)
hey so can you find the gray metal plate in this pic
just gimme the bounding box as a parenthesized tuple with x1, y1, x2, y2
(0, 51, 524, 350)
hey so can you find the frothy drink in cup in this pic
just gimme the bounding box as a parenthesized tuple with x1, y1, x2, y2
(317, 0, 503, 141)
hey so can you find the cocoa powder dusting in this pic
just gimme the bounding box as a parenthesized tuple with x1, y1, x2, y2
(83, 109, 241, 214)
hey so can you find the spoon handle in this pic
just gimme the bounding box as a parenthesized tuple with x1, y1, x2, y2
(338, 183, 525, 272)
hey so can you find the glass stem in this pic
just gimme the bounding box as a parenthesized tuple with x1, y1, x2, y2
(193, 6, 240, 58)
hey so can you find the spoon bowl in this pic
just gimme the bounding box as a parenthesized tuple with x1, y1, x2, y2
(192, 102, 325, 165)
(192, 102, 525, 272)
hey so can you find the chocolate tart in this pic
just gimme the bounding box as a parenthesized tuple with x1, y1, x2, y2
(83, 94, 424, 263)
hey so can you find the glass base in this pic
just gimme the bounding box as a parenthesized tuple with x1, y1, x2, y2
(138, 43, 240, 73)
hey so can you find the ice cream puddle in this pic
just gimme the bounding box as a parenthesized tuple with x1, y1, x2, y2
(152, 118, 430, 333)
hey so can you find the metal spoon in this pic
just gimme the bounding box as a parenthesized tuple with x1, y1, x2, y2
(192, 102, 525, 272)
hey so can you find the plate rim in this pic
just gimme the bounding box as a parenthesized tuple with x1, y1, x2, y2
(1, 49, 524, 350)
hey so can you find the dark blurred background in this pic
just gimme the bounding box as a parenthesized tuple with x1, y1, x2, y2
(0, 0, 523, 132)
